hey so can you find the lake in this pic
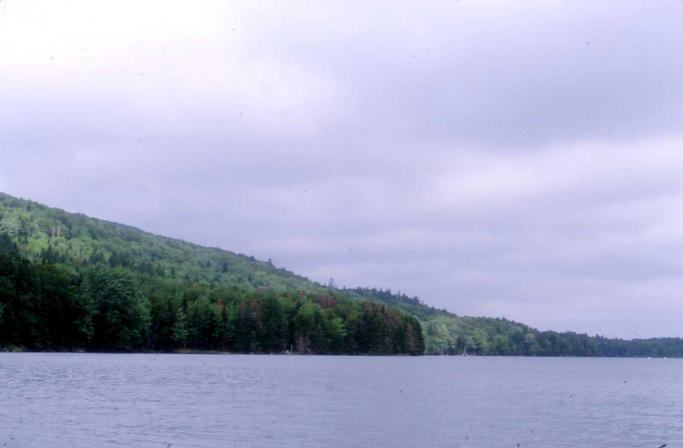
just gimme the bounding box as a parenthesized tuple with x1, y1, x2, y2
(0, 354, 681, 447)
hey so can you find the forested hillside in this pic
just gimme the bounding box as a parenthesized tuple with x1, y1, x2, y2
(0, 193, 320, 291)
(348, 288, 683, 357)
(0, 193, 423, 354)
(2, 192, 683, 357)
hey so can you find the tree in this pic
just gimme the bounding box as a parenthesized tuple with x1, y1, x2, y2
(83, 266, 150, 351)
(0, 233, 16, 254)
(258, 293, 288, 352)
(171, 309, 188, 348)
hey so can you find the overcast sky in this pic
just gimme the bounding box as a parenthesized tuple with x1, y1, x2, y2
(2, 1, 683, 338)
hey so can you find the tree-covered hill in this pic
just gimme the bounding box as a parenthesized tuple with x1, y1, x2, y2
(347, 289, 683, 357)
(0, 193, 423, 354)
(0, 193, 320, 292)
(2, 192, 683, 357)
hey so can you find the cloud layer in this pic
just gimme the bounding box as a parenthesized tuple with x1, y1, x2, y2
(3, 0, 683, 337)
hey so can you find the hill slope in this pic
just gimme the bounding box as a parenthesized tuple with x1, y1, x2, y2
(0, 193, 320, 292)
(0, 193, 424, 354)
(1, 192, 683, 357)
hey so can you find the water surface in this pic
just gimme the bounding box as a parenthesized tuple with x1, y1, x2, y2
(1, 354, 681, 447)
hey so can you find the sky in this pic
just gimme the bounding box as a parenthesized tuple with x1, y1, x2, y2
(2, 0, 683, 338)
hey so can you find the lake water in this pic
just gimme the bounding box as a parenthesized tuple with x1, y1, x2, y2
(1, 354, 681, 447)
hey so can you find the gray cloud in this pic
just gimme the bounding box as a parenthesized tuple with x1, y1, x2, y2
(2, 0, 683, 337)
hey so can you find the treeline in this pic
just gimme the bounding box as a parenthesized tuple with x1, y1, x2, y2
(423, 315, 683, 357)
(346, 287, 451, 321)
(0, 235, 424, 354)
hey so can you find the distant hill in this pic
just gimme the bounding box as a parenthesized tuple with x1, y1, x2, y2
(1, 192, 683, 357)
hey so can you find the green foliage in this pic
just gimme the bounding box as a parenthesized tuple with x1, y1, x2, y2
(0, 233, 17, 254)
(0, 193, 319, 293)
(0, 247, 426, 354)
(82, 266, 150, 350)
(0, 191, 426, 354)
(346, 285, 683, 357)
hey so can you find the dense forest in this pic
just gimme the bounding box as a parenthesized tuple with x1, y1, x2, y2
(347, 287, 683, 357)
(2, 192, 683, 357)
(0, 234, 424, 354)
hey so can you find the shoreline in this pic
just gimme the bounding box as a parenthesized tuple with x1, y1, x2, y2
(0, 347, 679, 358)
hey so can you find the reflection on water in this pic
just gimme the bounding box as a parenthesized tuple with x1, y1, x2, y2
(1, 354, 681, 447)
